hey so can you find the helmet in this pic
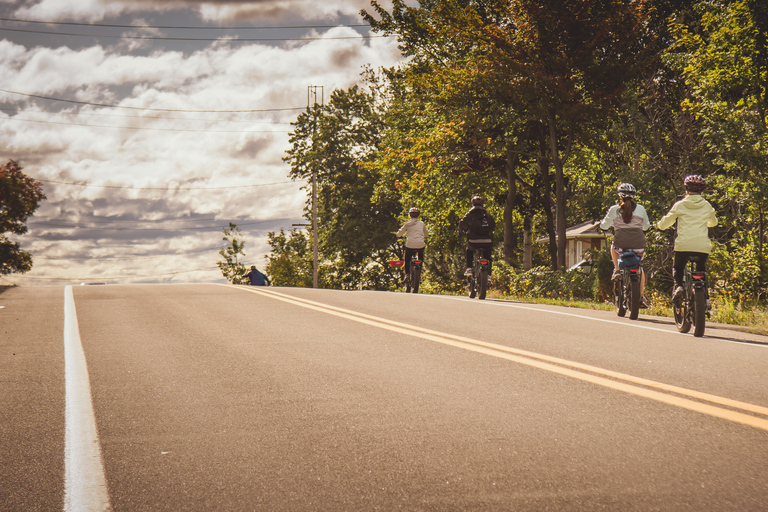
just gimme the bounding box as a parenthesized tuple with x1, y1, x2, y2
(471, 195, 484, 207)
(684, 174, 705, 192)
(617, 183, 636, 198)
(409, 207, 420, 218)
(251, 265, 256, 270)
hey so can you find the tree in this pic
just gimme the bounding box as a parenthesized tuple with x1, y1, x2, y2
(0, 159, 46, 276)
(217, 222, 247, 284)
(265, 228, 314, 287)
(283, 84, 402, 289)
(363, 0, 658, 269)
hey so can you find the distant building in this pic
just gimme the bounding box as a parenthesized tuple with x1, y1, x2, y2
(536, 221, 608, 269)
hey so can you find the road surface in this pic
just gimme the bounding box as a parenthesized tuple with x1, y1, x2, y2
(2, 284, 768, 511)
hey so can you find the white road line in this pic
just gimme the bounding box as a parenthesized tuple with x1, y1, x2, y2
(64, 285, 111, 512)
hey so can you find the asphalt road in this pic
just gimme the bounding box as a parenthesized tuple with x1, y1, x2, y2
(2, 283, 768, 511)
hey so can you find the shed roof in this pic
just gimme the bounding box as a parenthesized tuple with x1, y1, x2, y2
(536, 220, 606, 243)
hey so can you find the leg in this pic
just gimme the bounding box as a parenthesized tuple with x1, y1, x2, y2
(465, 245, 474, 269)
(672, 251, 689, 289)
(416, 248, 425, 262)
(404, 247, 415, 277)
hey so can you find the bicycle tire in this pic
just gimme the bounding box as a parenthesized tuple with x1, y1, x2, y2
(628, 277, 640, 320)
(478, 267, 487, 300)
(615, 279, 626, 317)
(693, 286, 706, 337)
(675, 294, 692, 333)
(411, 265, 421, 294)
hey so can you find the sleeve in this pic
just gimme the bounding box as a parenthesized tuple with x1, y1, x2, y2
(599, 205, 616, 230)
(708, 205, 718, 228)
(422, 222, 429, 238)
(396, 223, 406, 237)
(637, 205, 651, 231)
(656, 204, 679, 231)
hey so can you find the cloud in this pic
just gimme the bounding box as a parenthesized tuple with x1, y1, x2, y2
(0, 5, 405, 285)
(14, 0, 394, 23)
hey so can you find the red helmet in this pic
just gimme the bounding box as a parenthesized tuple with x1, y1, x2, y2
(684, 175, 706, 192)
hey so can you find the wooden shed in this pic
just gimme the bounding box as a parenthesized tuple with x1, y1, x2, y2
(537, 221, 608, 269)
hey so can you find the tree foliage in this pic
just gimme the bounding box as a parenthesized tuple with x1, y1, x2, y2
(275, 0, 768, 301)
(0, 159, 46, 276)
(217, 222, 247, 285)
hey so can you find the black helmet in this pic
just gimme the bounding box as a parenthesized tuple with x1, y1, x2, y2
(617, 183, 636, 198)
(251, 265, 256, 270)
(409, 207, 420, 218)
(471, 195, 484, 207)
(684, 174, 706, 192)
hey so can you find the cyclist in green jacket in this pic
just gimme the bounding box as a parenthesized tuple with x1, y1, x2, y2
(656, 175, 718, 303)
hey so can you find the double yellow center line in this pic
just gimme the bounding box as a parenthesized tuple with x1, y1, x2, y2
(233, 286, 768, 432)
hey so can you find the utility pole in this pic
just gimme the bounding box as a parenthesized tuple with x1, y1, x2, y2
(308, 86, 323, 289)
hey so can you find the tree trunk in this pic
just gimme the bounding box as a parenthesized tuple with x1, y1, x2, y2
(548, 108, 567, 270)
(523, 210, 533, 270)
(503, 148, 519, 265)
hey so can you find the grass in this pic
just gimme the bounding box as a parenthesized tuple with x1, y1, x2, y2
(484, 288, 768, 336)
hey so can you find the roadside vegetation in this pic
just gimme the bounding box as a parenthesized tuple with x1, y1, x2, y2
(268, 0, 767, 333)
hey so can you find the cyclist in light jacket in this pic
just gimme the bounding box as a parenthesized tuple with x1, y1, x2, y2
(396, 207, 428, 284)
(600, 183, 651, 306)
(656, 175, 718, 303)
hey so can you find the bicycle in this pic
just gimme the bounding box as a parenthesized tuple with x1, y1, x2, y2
(404, 251, 422, 294)
(613, 250, 643, 320)
(466, 249, 490, 300)
(673, 261, 708, 337)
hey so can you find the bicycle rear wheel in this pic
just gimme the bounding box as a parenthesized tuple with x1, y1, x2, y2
(674, 295, 692, 333)
(614, 279, 626, 317)
(411, 264, 421, 294)
(628, 277, 640, 320)
(478, 267, 487, 300)
(693, 287, 706, 337)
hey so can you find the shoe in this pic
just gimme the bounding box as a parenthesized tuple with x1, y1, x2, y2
(487, 276, 492, 286)
(464, 268, 473, 276)
(403, 275, 410, 284)
(640, 296, 649, 309)
(611, 269, 621, 280)
(672, 286, 684, 304)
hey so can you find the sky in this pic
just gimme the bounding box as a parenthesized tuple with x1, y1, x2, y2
(0, 0, 407, 286)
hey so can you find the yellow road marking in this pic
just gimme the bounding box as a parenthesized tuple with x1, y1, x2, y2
(227, 285, 768, 432)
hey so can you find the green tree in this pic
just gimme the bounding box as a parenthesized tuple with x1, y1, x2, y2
(283, 84, 402, 289)
(363, 0, 658, 270)
(217, 222, 247, 284)
(0, 159, 46, 276)
(265, 228, 314, 287)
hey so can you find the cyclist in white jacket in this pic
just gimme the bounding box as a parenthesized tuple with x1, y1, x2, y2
(600, 183, 651, 306)
(656, 175, 718, 302)
(396, 207, 428, 283)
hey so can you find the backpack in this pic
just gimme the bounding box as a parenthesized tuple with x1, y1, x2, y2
(468, 210, 492, 237)
(618, 251, 641, 270)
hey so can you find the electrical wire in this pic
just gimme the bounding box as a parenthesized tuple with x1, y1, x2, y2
(0, 27, 385, 42)
(0, 17, 369, 30)
(0, 88, 304, 112)
(34, 178, 296, 190)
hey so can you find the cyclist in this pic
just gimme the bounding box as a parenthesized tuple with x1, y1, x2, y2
(656, 174, 718, 303)
(396, 207, 428, 284)
(244, 265, 271, 286)
(458, 195, 496, 284)
(600, 183, 651, 306)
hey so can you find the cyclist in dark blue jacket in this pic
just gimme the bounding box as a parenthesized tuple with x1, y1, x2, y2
(244, 266, 271, 286)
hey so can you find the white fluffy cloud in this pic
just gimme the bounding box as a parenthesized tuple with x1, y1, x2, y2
(0, 3, 405, 285)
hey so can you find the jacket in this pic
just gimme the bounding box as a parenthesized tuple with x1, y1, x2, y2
(600, 203, 650, 249)
(458, 207, 495, 243)
(656, 194, 718, 253)
(396, 218, 428, 249)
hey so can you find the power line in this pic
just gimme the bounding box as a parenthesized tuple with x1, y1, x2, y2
(3, 116, 291, 133)
(0, 27, 385, 42)
(0, 17, 369, 30)
(0, 107, 294, 125)
(34, 178, 296, 190)
(0, 88, 304, 112)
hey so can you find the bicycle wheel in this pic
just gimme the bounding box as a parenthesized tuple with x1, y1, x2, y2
(478, 267, 487, 300)
(615, 279, 626, 317)
(411, 264, 421, 294)
(693, 287, 706, 337)
(628, 277, 641, 320)
(674, 294, 692, 333)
